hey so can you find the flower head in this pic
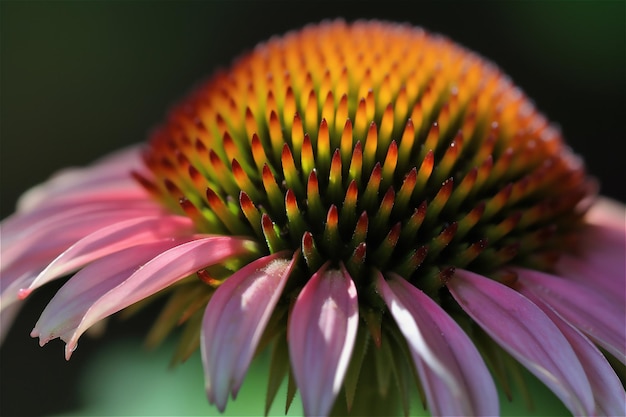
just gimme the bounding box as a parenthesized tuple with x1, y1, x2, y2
(1, 20, 624, 416)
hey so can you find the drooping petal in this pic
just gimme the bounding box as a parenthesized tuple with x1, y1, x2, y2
(376, 271, 498, 416)
(201, 251, 297, 411)
(288, 263, 359, 417)
(584, 223, 626, 258)
(33, 236, 257, 359)
(579, 225, 626, 274)
(20, 215, 194, 299)
(448, 269, 594, 416)
(0, 208, 168, 308)
(518, 284, 626, 416)
(556, 255, 624, 302)
(1, 200, 163, 257)
(514, 267, 626, 364)
(584, 196, 626, 231)
(1, 265, 44, 312)
(31, 240, 186, 345)
(0, 145, 158, 275)
(12, 182, 151, 224)
(554, 209, 626, 301)
(16, 145, 148, 212)
(577, 198, 626, 276)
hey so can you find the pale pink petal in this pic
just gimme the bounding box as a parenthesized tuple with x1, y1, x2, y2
(0, 266, 42, 313)
(554, 205, 625, 301)
(376, 272, 498, 416)
(2, 200, 163, 251)
(19, 179, 150, 212)
(580, 224, 626, 269)
(0, 208, 169, 305)
(518, 284, 626, 416)
(0, 145, 156, 276)
(288, 263, 358, 417)
(585, 197, 626, 231)
(16, 145, 148, 212)
(554, 204, 625, 302)
(555, 255, 624, 303)
(1, 208, 167, 309)
(448, 269, 594, 416)
(36, 181, 147, 212)
(579, 198, 626, 274)
(20, 215, 194, 298)
(33, 236, 256, 359)
(514, 267, 626, 364)
(201, 251, 297, 411)
(32, 240, 185, 343)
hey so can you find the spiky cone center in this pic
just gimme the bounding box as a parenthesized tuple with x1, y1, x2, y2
(136, 20, 594, 414)
(139, 20, 591, 300)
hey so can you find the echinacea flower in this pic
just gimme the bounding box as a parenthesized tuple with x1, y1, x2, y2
(1, 19, 624, 417)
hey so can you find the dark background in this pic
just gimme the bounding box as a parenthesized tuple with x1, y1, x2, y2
(1, 1, 624, 416)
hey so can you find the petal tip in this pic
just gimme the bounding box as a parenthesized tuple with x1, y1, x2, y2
(17, 288, 31, 300)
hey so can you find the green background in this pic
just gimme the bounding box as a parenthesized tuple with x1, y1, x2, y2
(1, 1, 624, 416)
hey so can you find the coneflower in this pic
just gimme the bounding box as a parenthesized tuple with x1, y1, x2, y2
(1, 20, 624, 417)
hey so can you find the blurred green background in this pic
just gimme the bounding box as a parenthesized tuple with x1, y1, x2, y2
(1, 1, 624, 416)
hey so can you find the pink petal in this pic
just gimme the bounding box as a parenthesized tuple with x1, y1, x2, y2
(514, 267, 626, 364)
(201, 251, 297, 411)
(0, 208, 169, 307)
(33, 236, 256, 359)
(555, 255, 624, 303)
(555, 207, 625, 295)
(17, 179, 148, 215)
(581, 224, 626, 268)
(579, 198, 626, 273)
(19, 179, 150, 213)
(555, 207, 625, 302)
(20, 215, 194, 298)
(518, 284, 626, 416)
(1, 208, 167, 309)
(376, 272, 498, 416)
(1, 265, 41, 306)
(2, 200, 162, 253)
(31, 240, 184, 344)
(16, 145, 148, 212)
(585, 196, 626, 231)
(448, 269, 594, 416)
(288, 263, 359, 417)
